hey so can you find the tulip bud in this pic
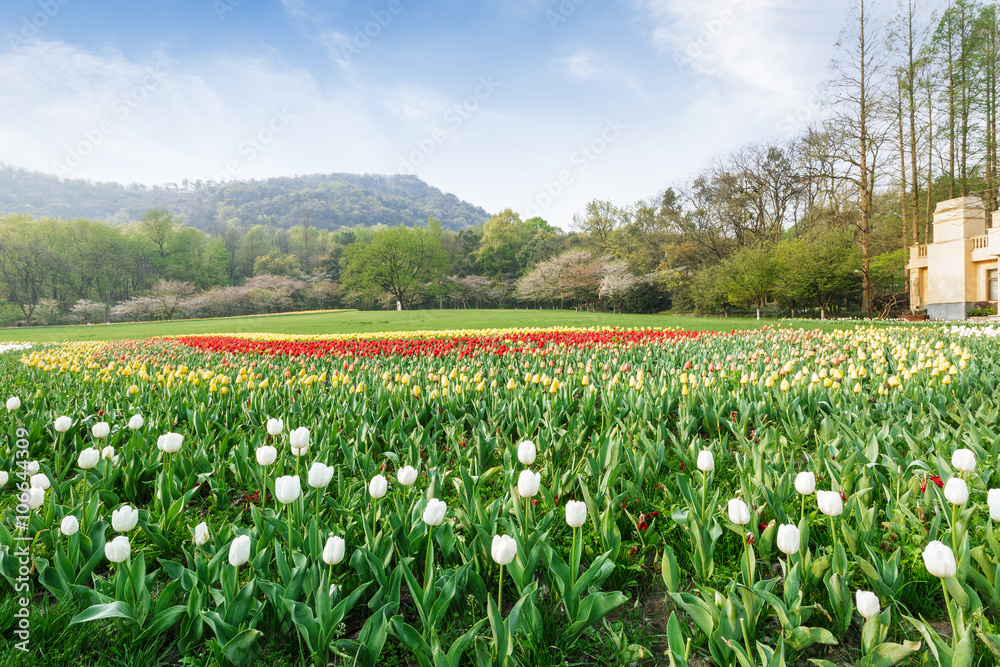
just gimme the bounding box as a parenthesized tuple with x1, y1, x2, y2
(491, 534, 517, 565)
(816, 490, 844, 517)
(25, 487, 45, 509)
(157, 432, 184, 453)
(776, 523, 800, 555)
(255, 445, 277, 466)
(943, 477, 968, 506)
(856, 590, 880, 619)
(194, 521, 209, 546)
(517, 469, 540, 498)
(289, 427, 310, 455)
(517, 440, 537, 465)
(794, 471, 816, 495)
(922, 540, 957, 579)
(78, 447, 101, 470)
(61, 515, 80, 536)
(697, 449, 715, 472)
(369, 474, 388, 499)
(266, 418, 284, 436)
(951, 448, 976, 473)
(128, 414, 144, 430)
(229, 534, 251, 567)
(105, 535, 131, 563)
(323, 535, 346, 565)
(728, 498, 751, 525)
(54, 416, 72, 432)
(989, 489, 1000, 522)
(0, 471, 8, 487)
(111, 504, 139, 532)
(6, 396, 20, 412)
(423, 498, 447, 526)
(308, 462, 335, 489)
(565, 500, 587, 528)
(92, 422, 110, 438)
(274, 475, 301, 504)
(397, 465, 418, 486)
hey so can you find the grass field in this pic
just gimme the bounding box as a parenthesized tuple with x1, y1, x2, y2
(0, 309, 888, 343)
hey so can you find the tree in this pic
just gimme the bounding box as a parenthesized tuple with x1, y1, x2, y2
(773, 230, 860, 318)
(342, 224, 449, 308)
(149, 280, 195, 320)
(824, 0, 893, 318)
(599, 261, 642, 313)
(475, 209, 534, 278)
(719, 244, 778, 320)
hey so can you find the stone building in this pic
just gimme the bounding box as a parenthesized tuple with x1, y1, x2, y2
(907, 196, 999, 320)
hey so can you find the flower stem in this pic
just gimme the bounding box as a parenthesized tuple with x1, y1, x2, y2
(498, 566, 504, 613)
(951, 503, 960, 558)
(287, 504, 295, 550)
(941, 578, 959, 647)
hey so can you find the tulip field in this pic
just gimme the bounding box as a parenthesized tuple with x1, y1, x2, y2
(2, 323, 1000, 666)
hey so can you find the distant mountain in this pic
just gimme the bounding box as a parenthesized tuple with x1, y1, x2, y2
(0, 164, 491, 231)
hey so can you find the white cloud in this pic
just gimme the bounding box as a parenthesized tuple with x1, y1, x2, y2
(557, 49, 603, 79)
(0, 40, 395, 185)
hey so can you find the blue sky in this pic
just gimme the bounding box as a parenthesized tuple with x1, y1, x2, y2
(0, 0, 930, 228)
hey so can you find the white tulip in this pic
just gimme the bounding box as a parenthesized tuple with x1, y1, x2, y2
(491, 534, 517, 565)
(61, 515, 80, 536)
(951, 448, 976, 473)
(369, 474, 388, 499)
(105, 535, 131, 563)
(6, 396, 20, 411)
(255, 445, 277, 466)
(565, 500, 587, 528)
(128, 414, 144, 430)
(25, 487, 45, 509)
(194, 521, 209, 546)
(289, 427, 310, 455)
(517, 440, 537, 465)
(101, 446, 117, 462)
(517, 469, 541, 498)
(944, 477, 969, 506)
(816, 490, 844, 517)
(25, 461, 39, 475)
(697, 449, 715, 472)
(776, 524, 800, 555)
(322, 535, 346, 565)
(92, 422, 110, 438)
(54, 416, 72, 432)
(922, 540, 957, 579)
(266, 418, 284, 436)
(397, 465, 418, 486)
(111, 505, 139, 532)
(29, 473, 50, 490)
(794, 471, 816, 495)
(308, 462, 335, 489)
(0, 471, 8, 487)
(423, 498, 447, 526)
(856, 590, 880, 620)
(229, 535, 251, 567)
(274, 475, 301, 504)
(989, 488, 1000, 522)
(728, 498, 751, 526)
(78, 447, 100, 469)
(157, 432, 184, 453)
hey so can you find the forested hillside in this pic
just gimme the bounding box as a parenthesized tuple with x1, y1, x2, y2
(0, 164, 489, 231)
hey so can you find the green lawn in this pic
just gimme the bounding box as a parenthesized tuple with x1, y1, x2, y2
(0, 309, 889, 343)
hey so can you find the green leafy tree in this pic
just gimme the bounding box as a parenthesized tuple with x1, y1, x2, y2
(720, 244, 779, 320)
(342, 224, 449, 308)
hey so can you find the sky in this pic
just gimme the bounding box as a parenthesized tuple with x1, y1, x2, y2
(0, 0, 911, 229)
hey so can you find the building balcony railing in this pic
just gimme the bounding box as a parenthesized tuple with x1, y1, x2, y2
(917, 245, 928, 258)
(973, 235, 990, 250)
